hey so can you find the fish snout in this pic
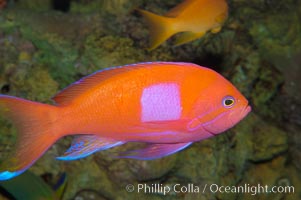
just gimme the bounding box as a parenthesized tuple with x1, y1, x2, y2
(240, 105, 251, 119)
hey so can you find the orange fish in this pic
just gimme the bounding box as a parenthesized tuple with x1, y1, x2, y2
(0, 62, 250, 180)
(139, 0, 228, 50)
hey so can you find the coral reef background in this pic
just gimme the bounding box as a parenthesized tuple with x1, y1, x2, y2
(0, 0, 300, 199)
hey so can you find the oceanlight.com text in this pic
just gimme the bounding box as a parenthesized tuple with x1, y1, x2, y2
(209, 183, 294, 195)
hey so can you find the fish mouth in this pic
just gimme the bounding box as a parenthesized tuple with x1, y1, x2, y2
(241, 105, 251, 118)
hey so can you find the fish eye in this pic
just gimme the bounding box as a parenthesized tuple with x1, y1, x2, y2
(222, 96, 235, 108)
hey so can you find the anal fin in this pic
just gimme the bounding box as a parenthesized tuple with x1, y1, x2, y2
(174, 31, 205, 46)
(116, 142, 192, 160)
(57, 135, 124, 161)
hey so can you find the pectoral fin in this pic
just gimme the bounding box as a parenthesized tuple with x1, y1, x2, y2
(174, 31, 205, 46)
(116, 142, 192, 160)
(57, 135, 124, 161)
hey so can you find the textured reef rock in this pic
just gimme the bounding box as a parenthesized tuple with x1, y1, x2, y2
(0, 0, 301, 200)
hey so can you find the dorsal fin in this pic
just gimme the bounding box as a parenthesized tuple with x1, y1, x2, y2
(165, 0, 196, 17)
(52, 65, 137, 105)
(52, 62, 175, 105)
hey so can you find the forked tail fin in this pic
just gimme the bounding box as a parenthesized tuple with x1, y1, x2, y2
(138, 9, 177, 50)
(0, 95, 60, 180)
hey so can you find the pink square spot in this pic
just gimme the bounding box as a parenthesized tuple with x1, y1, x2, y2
(141, 83, 181, 122)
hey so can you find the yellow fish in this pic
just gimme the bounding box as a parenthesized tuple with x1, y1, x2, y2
(138, 0, 228, 50)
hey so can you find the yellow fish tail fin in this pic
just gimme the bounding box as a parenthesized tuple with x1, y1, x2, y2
(138, 9, 176, 50)
(0, 95, 60, 180)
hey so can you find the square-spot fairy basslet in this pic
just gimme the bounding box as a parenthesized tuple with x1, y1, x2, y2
(0, 62, 251, 180)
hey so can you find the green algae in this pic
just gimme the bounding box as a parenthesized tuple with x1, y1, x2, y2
(14, 0, 52, 12)
(20, 28, 78, 87)
(9, 65, 58, 102)
(249, 8, 301, 67)
(80, 35, 143, 71)
(70, 0, 140, 15)
(228, 51, 284, 120)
